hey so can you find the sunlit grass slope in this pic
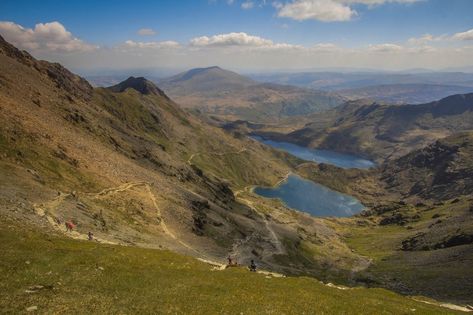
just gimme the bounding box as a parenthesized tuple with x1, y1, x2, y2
(0, 218, 457, 314)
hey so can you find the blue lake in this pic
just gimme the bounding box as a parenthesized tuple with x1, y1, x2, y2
(251, 135, 375, 169)
(254, 174, 364, 217)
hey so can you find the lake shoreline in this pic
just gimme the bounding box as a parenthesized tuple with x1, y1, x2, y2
(251, 135, 376, 169)
(254, 174, 365, 218)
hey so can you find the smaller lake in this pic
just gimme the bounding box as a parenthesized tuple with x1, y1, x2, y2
(254, 175, 364, 217)
(251, 135, 375, 169)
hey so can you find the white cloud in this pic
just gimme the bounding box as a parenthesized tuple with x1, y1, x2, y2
(368, 43, 403, 52)
(241, 1, 255, 9)
(0, 21, 97, 52)
(190, 32, 273, 47)
(2, 20, 470, 72)
(278, 0, 355, 21)
(124, 40, 180, 49)
(189, 32, 304, 52)
(342, 0, 421, 5)
(453, 29, 473, 41)
(311, 43, 340, 52)
(137, 28, 156, 36)
(276, 0, 423, 22)
(408, 33, 434, 45)
(272, 1, 284, 9)
(407, 45, 436, 53)
(407, 33, 447, 45)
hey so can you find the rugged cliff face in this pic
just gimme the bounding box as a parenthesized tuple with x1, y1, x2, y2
(381, 132, 473, 201)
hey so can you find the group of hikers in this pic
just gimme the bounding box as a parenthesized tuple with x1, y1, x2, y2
(65, 219, 258, 272)
(64, 219, 95, 241)
(227, 256, 257, 272)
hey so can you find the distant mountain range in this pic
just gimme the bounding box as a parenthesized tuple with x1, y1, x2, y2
(156, 66, 345, 122)
(250, 71, 473, 90)
(339, 83, 473, 104)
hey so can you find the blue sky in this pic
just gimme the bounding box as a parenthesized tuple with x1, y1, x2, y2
(0, 0, 472, 72)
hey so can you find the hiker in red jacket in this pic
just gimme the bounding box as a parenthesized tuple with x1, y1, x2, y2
(65, 220, 75, 232)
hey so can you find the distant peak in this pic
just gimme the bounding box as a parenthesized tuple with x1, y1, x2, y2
(108, 76, 169, 98)
(164, 66, 256, 86)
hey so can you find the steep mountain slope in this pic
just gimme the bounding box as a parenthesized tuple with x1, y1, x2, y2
(381, 132, 473, 201)
(158, 67, 344, 122)
(339, 83, 473, 104)
(273, 94, 473, 162)
(0, 35, 368, 279)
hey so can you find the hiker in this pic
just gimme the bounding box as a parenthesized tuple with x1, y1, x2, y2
(249, 259, 257, 272)
(65, 221, 75, 232)
(87, 231, 94, 241)
(227, 256, 233, 266)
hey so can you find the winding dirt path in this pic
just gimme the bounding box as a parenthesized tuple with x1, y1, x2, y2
(233, 171, 292, 257)
(34, 182, 199, 251)
(236, 194, 285, 256)
(144, 184, 202, 255)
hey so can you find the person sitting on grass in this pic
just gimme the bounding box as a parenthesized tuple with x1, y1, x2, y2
(249, 259, 257, 272)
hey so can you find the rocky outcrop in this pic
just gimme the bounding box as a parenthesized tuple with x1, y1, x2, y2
(402, 232, 473, 251)
(381, 132, 473, 201)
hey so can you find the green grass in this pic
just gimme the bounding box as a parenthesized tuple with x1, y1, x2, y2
(0, 219, 458, 314)
(343, 224, 407, 261)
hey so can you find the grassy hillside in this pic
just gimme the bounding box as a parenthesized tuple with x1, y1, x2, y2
(0, 216, 460, 314)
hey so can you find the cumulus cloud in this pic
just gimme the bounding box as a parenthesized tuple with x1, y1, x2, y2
(276, 0, 423, 22)
(368, 43, 403, 52)
(137, 28, 156, 36)
(407, 33, 434, 45)
(190, 32, 274, 47)
(278, 0, 355, 22)
(124, 40, 180, 49)
(453, 29, 473, 41)
(407, 33, 447, 45)
(0, 21, 97, 52)
(189, 32, 304, 52)
(241, 1, 255, 9)
(311, 43, 340, 52)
